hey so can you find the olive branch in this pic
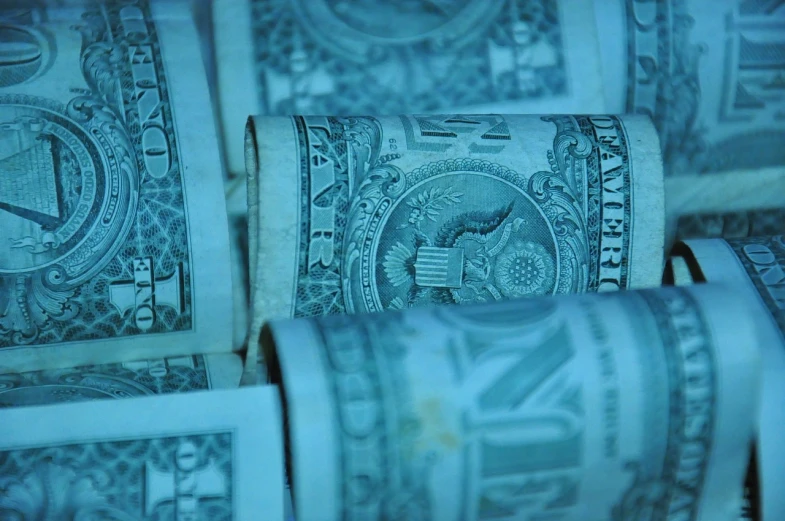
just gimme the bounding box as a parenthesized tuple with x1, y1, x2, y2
(407, 186, 463, 222)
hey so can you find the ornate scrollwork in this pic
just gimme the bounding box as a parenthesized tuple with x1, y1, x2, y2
(0, 37, 138, 345)
(0, 272, 76, 346)
(0, 460, 138, 521)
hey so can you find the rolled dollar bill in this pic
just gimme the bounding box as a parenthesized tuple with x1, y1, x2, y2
(244, 114, 665, 378)
(668, 235, 785, 521)
(0, 1, 234, 372)
(214, 0, 607, 177)
(0, 385, 285, 519)
(263, 284, 759, 521)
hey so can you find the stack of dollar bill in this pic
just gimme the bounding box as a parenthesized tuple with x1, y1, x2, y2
(0, 1, 782, 520)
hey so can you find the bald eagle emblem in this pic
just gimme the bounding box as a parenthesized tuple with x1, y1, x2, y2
(382, 188, 556, 308)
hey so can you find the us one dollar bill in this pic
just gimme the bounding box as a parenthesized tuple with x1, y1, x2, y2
(674, 208, 785, 242)
(595, 0, 785, 223)
(597, 0, 785, 177)
(0, 1, 234, 372)
(0, 348, 294, 516)
(0, 386, 285, 520)
(244, 113, 665, 378)
(0, 352, 242, 408)
(262, 284, 759, 521)
(668, 235, 785, 521)
(214, 0, 606, 176)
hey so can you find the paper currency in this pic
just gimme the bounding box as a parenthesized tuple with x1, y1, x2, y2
(664, 255, 694, 286)
(214, 0, 606, 176)
(244, 113, 665, 379)
(0, 1, 234, 371)
(594, 0, 785, 222)
(216, 0, 783, 248)
(675, 208, 785, 242)
(263, 284, 759, 521)
(668, 235, 785, 521)
(664, 172, 785, 240)
(0, 353, 242, 408)
(0, 385, 284, 519)
(596, 0, 785, 176)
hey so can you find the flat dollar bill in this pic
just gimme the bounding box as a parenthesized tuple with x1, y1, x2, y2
(214, 0, 606, 176)
(669, 235, 785, 521)
(0, 1, 233, 372)
(262, 284, 759, 521)
(674, 208, 785, 242)
(0, 352, 242, 408)
(0, 385, 284, 519)
(595, 0, 785, 220)
(244, 113, 665, 378)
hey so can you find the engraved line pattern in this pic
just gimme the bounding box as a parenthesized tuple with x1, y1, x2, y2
(292, 115, 633, 319)
(0, 1, 194, 348)
(250, 0, 568, 115)
(727, 235, 785, 336)
(0, 432, 235, 519)
(0, 355, 212, 408)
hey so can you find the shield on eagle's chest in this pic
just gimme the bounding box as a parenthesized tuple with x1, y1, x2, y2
(414, 246, 464, 288)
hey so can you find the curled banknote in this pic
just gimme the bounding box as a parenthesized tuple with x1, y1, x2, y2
(668, 235, 785, 521)
(263, 283, 760, 521)
(243, 113, 665, 379)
